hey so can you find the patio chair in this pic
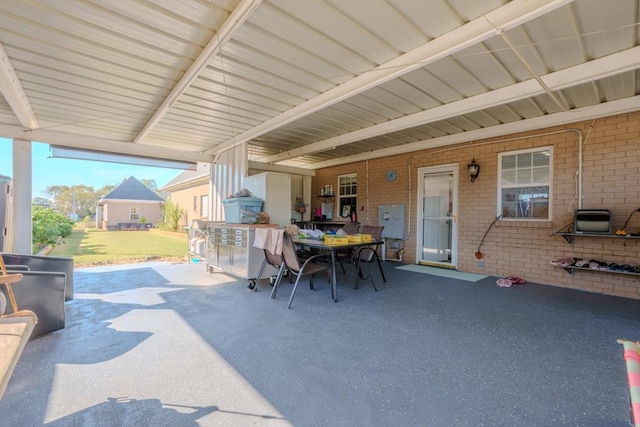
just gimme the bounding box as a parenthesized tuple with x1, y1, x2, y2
(0, 256, 38, 400)
(352, 225, 386, 291)
(342, 222, 360, 235)
(1, 253, 74, 301)
(0, 255, 65, 338)
(251, 247, 287, 293)
(617, 338, 640, 426)
(336, 222, 360, 274)
(275, 232, 330, 309)
(251, 228, 287, 293)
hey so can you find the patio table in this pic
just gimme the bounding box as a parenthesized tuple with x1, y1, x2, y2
(292, 238, 384, 302)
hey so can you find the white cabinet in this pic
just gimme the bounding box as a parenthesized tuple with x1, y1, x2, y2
(243, 172, 292, 227)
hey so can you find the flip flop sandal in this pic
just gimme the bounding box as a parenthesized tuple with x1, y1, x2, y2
(506, 276, 527, 285)
(497, 278, 512, 287)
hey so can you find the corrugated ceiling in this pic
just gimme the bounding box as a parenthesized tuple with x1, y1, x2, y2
(0, 0, 638, 170)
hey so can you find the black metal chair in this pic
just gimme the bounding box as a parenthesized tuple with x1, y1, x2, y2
(249, 246, 287, 292)
(352, 225, 386, 291)
(336, 222, 360, 273)
(274, 232, 330, 309)
(250, 228, 288, 293)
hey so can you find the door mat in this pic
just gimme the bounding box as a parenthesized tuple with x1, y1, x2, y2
(395, 264, 487, 282)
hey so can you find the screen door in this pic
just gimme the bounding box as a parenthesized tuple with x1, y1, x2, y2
(417, 165, 458, 268)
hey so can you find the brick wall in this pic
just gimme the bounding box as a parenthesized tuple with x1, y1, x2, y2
(314, 111, 640, 299)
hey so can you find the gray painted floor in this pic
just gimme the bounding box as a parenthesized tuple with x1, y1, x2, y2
(1, 261, 639, 426)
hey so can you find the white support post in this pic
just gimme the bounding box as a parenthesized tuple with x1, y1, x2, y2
(11, 139, 32, 254)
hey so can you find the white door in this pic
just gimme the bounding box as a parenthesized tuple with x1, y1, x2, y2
(416, 164, 458, 268)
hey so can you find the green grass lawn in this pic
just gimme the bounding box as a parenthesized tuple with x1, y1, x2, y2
(50, 228, 188, 266)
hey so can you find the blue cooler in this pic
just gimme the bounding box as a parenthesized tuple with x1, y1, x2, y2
(222, 197, 264, 223)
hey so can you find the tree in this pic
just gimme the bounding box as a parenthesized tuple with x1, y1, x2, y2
(71, 184, 100, 218)
(96, 184, 115, 198)
(141, 178, 168, 200)
(45, 185, 72, 213)
(44, 184, 108, 217)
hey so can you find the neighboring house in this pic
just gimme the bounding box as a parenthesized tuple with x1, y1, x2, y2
(96, 176, 164, 230)
(160, 163, 210, 228)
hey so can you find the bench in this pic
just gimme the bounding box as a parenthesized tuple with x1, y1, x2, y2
(116, 223, 152, 231)
(0, 261, 38, 400)
(0, 315, 37, 400)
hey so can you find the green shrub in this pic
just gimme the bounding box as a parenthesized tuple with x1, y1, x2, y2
(32, 206, 75, 251)
(159, 200, 184, 232)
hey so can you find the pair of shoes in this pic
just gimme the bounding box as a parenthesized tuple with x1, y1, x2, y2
(505, 276, 527, 285)
(497, 278, 512, 287)
(551, 257, 575, 266)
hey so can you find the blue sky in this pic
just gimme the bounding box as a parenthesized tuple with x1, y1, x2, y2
(0, 138, 184, 198)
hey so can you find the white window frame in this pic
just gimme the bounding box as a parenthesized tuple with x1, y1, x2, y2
(130, 207, 140, 221)
(497, 146, 553, 221)
(337, 173, 357, 218)
(201, 195, 209, 218)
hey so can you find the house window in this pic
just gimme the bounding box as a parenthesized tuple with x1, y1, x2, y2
(201, 195, 209, 218)
(130, 207, 140, 221)
(498, 147, 552, 220)
(338, 174, 357, 218)
(193, 196, 198, 212)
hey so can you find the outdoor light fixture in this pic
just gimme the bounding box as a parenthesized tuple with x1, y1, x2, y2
(468, 158, 480, 183)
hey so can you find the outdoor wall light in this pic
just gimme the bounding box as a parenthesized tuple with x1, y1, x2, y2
(468, 158, 480, 183)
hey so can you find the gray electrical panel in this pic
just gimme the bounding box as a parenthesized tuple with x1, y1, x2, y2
(378, 204, 405, 239)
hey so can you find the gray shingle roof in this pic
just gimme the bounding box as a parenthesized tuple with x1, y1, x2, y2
(102, 176, 164, 201)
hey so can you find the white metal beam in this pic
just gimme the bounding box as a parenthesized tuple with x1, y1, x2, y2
(206, 0, 574, 155)
(0, 125, 214, 164)
(133, 0, 263, 144)
(248, 161, 315, 176)
(262, 45, 640, 163)
(307, 95, 640, 170)
(0, 43, 38, 130)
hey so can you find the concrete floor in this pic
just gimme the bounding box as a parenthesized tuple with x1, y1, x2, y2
(1, 261, 639, 426)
